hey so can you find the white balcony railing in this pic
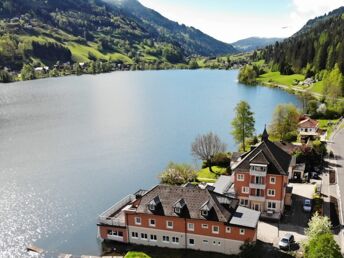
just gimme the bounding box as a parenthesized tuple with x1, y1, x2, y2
(98, 194, 136, 226)
(249, 169, 267, 177)
(249, 195, 265, 202)
(249, 183, 266, 190)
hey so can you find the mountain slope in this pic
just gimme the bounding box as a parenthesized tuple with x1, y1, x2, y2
(0, 0, 235, 72)
(231, 37, 283, 52)
(260, 6, 344, 75)
(104, 0, 237, 56)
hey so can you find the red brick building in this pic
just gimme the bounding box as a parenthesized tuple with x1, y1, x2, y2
(232, 129, 292, 220)
(98, 184, 260, 255)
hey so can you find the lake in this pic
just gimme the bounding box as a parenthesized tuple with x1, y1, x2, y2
(0, 70, 300, 257)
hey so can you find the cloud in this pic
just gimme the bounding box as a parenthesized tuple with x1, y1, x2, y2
(289, 0, 344, 32)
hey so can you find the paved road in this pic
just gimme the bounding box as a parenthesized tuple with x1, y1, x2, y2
(328, 121, 344, 249)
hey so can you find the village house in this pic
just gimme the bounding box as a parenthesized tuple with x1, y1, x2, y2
(297, 116, 320, 141)
(231, 129, 293, 220)
(98, 184, 260, 255)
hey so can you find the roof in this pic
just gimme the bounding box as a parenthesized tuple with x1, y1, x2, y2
(135, 185, 239, 223)
(233, 138, 292, 176)
(274, 141, 300, 155)
(212, 176, 233, 195)
(298, 118, 319, 128)
(229, 206, 260, 228)
(294, 163, 306, 172)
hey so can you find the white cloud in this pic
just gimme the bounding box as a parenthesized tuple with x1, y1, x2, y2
(289, 0, 344, 33)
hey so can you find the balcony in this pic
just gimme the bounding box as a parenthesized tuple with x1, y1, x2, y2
(249, 183, 266, 190)
(249, 195, 265, 202)
(98, 194, 136, 227)
(249, 167, 267, 177)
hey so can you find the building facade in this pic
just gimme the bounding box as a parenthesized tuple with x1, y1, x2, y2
(232, 129, 292, 220)
(98, 185, 260, 255)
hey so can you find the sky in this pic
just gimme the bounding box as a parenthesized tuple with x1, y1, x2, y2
(139, 0, 344, 43)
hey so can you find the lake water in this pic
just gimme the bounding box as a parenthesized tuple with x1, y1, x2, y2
(0, 70, 300, 257)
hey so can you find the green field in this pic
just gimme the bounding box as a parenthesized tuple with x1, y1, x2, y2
(310, 81, 324, 94)
(257, 72, 305, 87)
(197, 166, 227, 183)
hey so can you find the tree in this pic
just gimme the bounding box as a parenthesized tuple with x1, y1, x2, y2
(159, 162, 197, 185)
(231, 101, 255, 151)
(306, 233, 342, 258)
(303, 213, 341, 258)
(323, 64, 344, 100)
(238, 65, 257, 85)
(20, 64, 35, 80)
(0, 69, 12, 82)
(191, 132, 226, 173)
(269, 104, 300, 141)
(301, 90, 314, 114)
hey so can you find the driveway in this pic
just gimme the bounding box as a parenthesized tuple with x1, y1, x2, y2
(258, 183, 315, 247)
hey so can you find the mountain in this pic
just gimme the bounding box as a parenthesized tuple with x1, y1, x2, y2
(294, 6, 344, 36)
(260, 6, 344, 75)
(0, 0, 236, 72)
(104, 0, 236, 56)
(231, 37, 283, 52)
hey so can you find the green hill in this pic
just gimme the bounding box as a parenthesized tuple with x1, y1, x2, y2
(0, 0, 236, 75)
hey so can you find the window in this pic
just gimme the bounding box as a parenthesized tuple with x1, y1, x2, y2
(267, 189, 276, 197)
(226, 226, 231, 233)
(141, 233, 148, 240)
(172, 237, 179, 244)
(174, 207, 181, 214)
(240, 228, 245, 235)
(107, 230, 123, 237)
(212, 225, 219, 234)
(187, 223, 194, 231)
(201, 210, 208, 217)
(166, 221, 173, 229)
(150, 234, 157, 241)
(268, 201, 277, 209)
(241, 186, 249, 194)
(149, 219, 156, 227)
(189, 238, 195, 245)
(131, 232, 138, 238)
(201, 224, 208, 229)
(237, 174, 244, 181)
(203, 239, 209, 244)
(148, 204, 155, 211)
(218, 241, 221, 246)
(162, 236, 169, 242)
(240, 199, 249, 206)
(135, 217, 141, 225)
(213, 241, 216, 245)
(270, 177, 276, 184)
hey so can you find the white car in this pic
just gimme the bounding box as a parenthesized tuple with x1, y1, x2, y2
(303, 199, 312, 212)
(279, 233, 295, 250)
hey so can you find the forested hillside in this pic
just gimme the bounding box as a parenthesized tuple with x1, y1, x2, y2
(231, 37, 283, 52)
(258, 7, 344, 98)
(0, 0, 236, 81)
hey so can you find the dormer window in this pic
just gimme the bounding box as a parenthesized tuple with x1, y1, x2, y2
(173, 198, 186, 215)
(174, 207, 181, 214)
(148, 196, 161, 212)
(201, 210, 208, 217)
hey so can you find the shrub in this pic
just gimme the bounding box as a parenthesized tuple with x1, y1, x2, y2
(159, 162, 197, 185)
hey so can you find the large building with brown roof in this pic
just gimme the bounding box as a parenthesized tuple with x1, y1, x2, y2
(97, 184, 260, 255)
(232, 128, 293, 220)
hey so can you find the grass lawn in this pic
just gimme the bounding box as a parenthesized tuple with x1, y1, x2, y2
(125, 252, 151, 258)
(197, 166, 227, 183)
(257, 72, 305, 87)
(310, 81, 324, 94)
(318, 119, 339, 139)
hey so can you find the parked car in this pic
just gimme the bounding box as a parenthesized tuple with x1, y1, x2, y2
(303, 199, 312, 212)
(311, 172, 320, 180)
(279, 233, 295, 250)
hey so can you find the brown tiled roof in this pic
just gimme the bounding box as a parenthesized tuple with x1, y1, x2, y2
(136, 185, 239, 223)
(274, 141, 300, 155)
(298, 118, 319, 128)
(233, 139, 292, 176)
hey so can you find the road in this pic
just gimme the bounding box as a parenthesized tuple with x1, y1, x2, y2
(328, 120, 344, 250)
